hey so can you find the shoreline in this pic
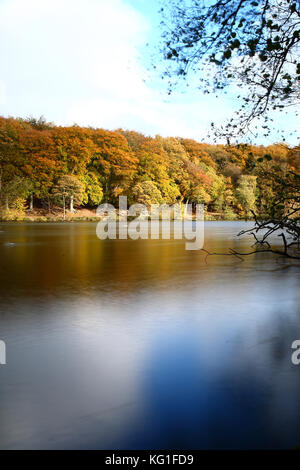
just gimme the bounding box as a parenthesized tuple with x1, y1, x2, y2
(0, 210, 250, 223)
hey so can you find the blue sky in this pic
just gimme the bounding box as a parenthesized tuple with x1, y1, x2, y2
(0, 0, 298, 144)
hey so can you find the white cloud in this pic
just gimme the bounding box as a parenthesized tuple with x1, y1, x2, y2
(0, 0, 235, 141)
(0, 0, 296, 143)
(0, 1, 147, 117)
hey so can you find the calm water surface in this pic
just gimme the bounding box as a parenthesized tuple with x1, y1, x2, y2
(0, 221, 299, 449)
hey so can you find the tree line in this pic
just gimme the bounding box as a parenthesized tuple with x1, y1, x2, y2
(0, 115, 299, 220)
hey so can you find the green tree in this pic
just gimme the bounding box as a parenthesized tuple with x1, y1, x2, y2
(82, 172, 103, 206)
(1, 176, 32, 212)
(20, 115, 55, 131)
(132, 181, 163, 207)
(236, 175, 257, 216)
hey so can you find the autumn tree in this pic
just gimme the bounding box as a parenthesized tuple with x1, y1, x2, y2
(52, 175, 85, 219)
(0, 114, 298, 235)
(91, 129, 137, 201)
(52, 126, 96, 176)
(179, 159, 213, 206)
(118, 130, 148, 152)
(180, 139, 217, 169)
(19, 126, 60, 210)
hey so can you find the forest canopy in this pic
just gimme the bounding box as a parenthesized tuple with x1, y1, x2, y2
(0, 116, 299, 221)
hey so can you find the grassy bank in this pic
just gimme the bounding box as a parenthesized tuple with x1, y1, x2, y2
(0, 208, 101, 223)
(0, 207, 245, 222)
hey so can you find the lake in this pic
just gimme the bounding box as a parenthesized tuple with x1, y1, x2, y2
(0, 221, 299, 449)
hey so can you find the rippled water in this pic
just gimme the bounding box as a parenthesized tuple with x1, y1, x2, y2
(0, 221, 299, 449)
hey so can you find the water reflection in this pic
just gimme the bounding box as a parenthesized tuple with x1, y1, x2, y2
(0, 222, 300, 449)
(126, 325, 270, 449)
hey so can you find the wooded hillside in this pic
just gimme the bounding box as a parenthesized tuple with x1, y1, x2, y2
(0, 116, 298, 220)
